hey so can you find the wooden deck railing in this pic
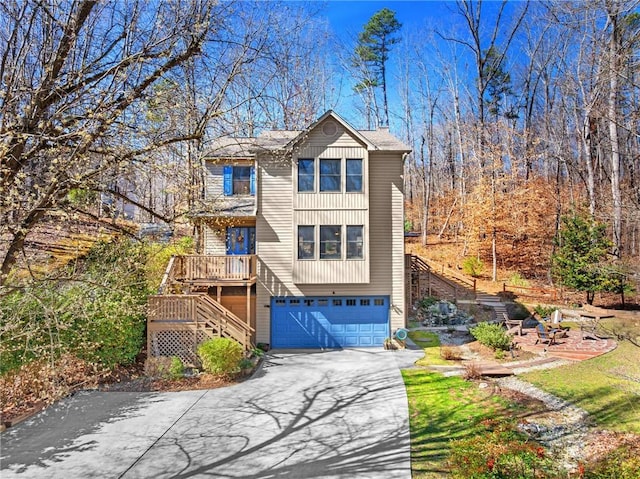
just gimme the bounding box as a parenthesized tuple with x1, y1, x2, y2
(172, 255, 257, 282)
(502, 283, 558, 300)
(148, 294, 254, 352)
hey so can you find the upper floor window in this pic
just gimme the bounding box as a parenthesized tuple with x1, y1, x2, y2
(320, 225, 341, 259)
(319, 159, 341, 192)
(298, 159, 314, 192)
(346, 225, 363, 259)
(346, 159, 362, 192)
(223, 165, 255, 196)
(298, 225, 315, 259)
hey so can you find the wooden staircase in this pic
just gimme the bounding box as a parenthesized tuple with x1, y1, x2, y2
(147, 293, 255, 365)
(407, 254, 508, 321)
(407, 254, 476, 304)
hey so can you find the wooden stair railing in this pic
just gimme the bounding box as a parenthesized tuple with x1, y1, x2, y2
(195, 294, 254, 351)
(409, 254, 462, 302)
(148, 294, 254, 352)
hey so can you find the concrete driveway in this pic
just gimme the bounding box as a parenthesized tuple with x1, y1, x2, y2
(1, 348, 422, 478)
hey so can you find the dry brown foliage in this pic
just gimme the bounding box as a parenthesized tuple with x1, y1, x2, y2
(440, 345, 463, 360)
(0, 355, 107, 425)
(463, 362, 483, 380)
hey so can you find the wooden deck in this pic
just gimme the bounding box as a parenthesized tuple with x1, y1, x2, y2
(149, 254, 258, 363)
(160, 254, 257, 293)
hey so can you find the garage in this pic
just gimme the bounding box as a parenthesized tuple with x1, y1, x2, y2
(270, 296, 389, 349)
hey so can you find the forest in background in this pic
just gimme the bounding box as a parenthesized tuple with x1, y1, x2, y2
(1, 0, 639, 291)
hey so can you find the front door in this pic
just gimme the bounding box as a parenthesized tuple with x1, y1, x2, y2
(226, 227, 256, 255)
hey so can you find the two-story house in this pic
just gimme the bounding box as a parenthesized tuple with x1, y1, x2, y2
(148, 111, 410, 359)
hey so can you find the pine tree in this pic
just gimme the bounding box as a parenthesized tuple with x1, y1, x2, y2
(353, 8, 402, 127)
(551, 213, 612, 305)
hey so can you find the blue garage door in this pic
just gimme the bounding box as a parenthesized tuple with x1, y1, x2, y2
(271, 296, 389, 349)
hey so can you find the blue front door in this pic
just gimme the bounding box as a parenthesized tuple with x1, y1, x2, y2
(226, 227, 255, 255)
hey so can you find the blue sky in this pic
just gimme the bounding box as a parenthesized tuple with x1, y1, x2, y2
(323, 0, 454, 37)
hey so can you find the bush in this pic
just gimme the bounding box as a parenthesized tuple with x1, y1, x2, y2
(533, 304, 556, 319)
(440, 346, 462, 360)
(418, 296, 438, 310)
(462, 256, 484, 277)
(197, 337, 243, 375)
(470, 322, 513, 351)
(586, 444, 640, 479)
(508, 272, 530, 287)
(449, 427, 562, 478)
(169, 356, 185, 379)
(0, 238, 149, 374)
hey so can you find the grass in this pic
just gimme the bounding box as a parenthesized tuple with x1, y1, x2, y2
(521, 339, 640, 433)
(402, 370, 518, 478)
(408, 330, 452, 366)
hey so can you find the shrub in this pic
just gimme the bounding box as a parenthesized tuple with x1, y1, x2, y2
(533, 304, 556, 319)
(440, 346, 462, 361)
(508, 272, 530, 287)
(470, 322, 513, 351)
(449, 427, 562, 478)
(418, 296, 438, 310)
(197, 337, 243, 375)
(0, 238, 149, 374)
(586, 444, 640, 479)
(462, 256, 484, 277)
(169, 356, 184, 379)
(463, 362, 482, 380)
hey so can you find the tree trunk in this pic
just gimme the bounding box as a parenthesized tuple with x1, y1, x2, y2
(607, 5, 622, 257)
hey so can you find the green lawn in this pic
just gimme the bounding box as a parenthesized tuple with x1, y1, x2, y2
(521, 339, 640, 433)
(402, 369, 517, 478)
(408, 330, 451, 366)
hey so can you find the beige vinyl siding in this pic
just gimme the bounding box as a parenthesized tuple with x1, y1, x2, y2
(369, 151, 405, 331)
(304, 119, 365, 148)
(205, 163, 223, 199)
(256, 157, 293, 343)
(203, 225, 226, 255)
(293, 209, 369, 284)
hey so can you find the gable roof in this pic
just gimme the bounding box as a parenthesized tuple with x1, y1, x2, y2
(206, 111, 411, 158)
(283, 110, 376, 151)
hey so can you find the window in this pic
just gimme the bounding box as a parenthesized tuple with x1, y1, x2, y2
(298, 226, 315, 259)
(374, 298, 385, 306)
(346, 299, 356, 306)
(320, 159, 341, 192)
(275, 299, 286, 306)
(333, 299, 342, 306)
(346, 159, 362, 192)
(223, 165, 255, 196)
(298, 158, 314, 192)
(346, 225, 364, 259)
(304, 299, 314, 306)
(360, 299, 370, 306)
(320, 225, 341, 259)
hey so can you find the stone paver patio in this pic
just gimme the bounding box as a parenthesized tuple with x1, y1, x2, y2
(512, 327, 617, 361)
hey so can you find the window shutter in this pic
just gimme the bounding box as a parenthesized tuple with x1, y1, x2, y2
(250, 166, 256, 196)
(223, 166, 233, 196)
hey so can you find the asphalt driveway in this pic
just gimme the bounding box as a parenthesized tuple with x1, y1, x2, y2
(1, 348, 422, 478)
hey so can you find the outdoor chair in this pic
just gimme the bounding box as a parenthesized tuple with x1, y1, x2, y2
(502, 312, 523, 336)
(534, 322, 562, 347)
(580, 320, 612, 341)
